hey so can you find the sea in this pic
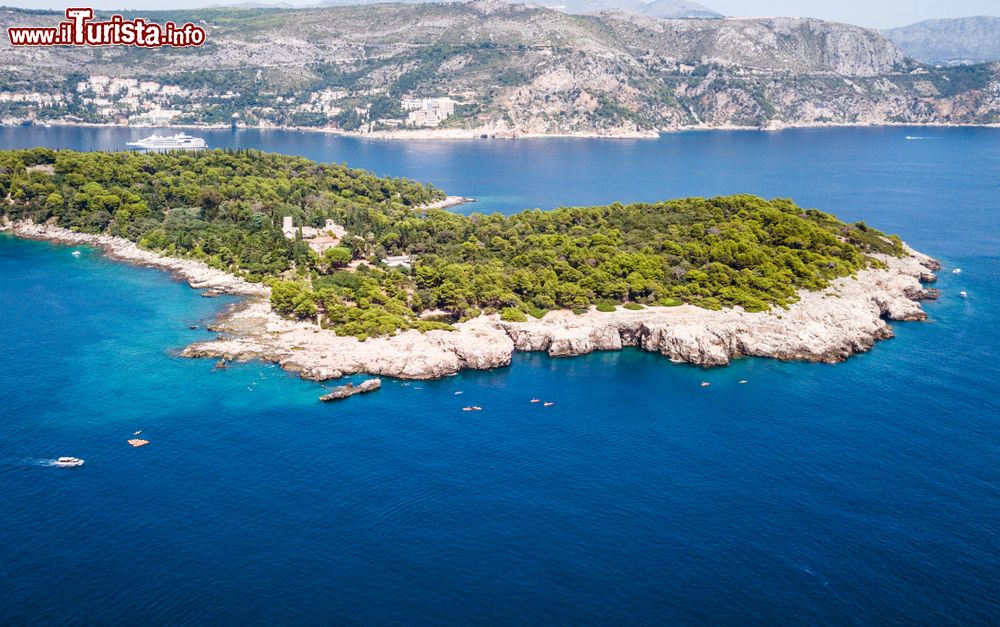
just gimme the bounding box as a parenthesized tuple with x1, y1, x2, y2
(1, 126, 997, 625)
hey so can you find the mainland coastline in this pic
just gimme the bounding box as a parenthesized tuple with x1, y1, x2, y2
(10, 119, 1000, 142)
(3, 219, 941, 382)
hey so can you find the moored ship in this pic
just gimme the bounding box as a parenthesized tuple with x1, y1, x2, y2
(126, 133, 207, 151)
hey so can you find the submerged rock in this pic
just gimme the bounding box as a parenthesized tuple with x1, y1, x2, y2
(319, 378, 382, 401)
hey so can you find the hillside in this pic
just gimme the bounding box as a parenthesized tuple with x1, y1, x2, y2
(883, 16, 1000, 65)
(2, 2, 999, 135)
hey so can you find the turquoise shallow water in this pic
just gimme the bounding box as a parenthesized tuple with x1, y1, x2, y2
(1, 127, 998, 624)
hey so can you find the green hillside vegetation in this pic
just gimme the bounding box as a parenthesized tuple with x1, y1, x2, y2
(0, 148, 904, 340)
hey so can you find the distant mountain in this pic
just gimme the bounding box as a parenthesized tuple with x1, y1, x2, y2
(514, 0, 721, 18)
(883, 16, 1000, 65)
(233, 0, 723, 18)
(641, 0, 720, 19)
(3, 2, 999, 135)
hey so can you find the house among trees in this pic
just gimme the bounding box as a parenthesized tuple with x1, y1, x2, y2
(282, 216, 347, 254)
(382, 255, 413, 270)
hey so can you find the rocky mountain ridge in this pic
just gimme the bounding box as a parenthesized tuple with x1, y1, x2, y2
(2, 2, 999, 135)
(314, 0, 722, 18)
(883, 16, 1000, 65)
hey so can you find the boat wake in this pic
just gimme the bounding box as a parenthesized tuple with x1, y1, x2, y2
(15, 458, 61, 467)
(905, 136, 941, 140)
(15, 457, 85, 468)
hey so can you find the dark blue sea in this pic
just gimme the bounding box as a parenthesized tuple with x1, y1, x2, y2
(1, 127, 998, 624)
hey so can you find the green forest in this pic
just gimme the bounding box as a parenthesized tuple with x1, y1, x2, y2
(0, 148, 905, 339)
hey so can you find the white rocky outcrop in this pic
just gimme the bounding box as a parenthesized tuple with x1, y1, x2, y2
(8, 219, 939, 380)
(181, 247, 940, 380)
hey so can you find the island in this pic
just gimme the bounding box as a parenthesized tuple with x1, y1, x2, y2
(0, 148, 940, 380)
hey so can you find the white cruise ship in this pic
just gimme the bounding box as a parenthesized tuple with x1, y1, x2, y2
(126, 133, 207, 151)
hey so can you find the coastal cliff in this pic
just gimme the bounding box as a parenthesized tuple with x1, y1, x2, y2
(180, 247, 940, 380)
(5, 218, 940, 380)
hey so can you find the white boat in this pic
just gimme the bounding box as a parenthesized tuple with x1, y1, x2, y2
(71, 250, 81, 257)
(952, 268, 962, 274)
(53, 456, 84, 467)
(960, 291, 968, 298)
(126, 133, 207, 151)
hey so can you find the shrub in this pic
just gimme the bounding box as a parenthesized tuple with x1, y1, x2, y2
(500, 307, 528, 322)
(526, 306, 548, 319)
(324, 246, 353, 266)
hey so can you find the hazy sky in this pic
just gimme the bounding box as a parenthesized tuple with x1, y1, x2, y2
(4, 0, 998, 29)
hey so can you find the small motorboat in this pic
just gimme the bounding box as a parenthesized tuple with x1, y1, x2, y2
(960, 291, 968, 298)
(739, 380, 748, 384)
(543, 402, 555, 407)
(71, 250, 81, 257)
(952, 268, 962, 274)
(530, 398, 541, 403)
(133, 430, 142, 435)
(53, 456, 84, 467)
(463, 406, 483, 412)
(454, 391, 463, 395)
(701, 382, 711, 387)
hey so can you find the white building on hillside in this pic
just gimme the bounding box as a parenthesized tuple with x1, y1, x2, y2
(282, 217, 348, 253)
(130, 108, 181, 126)
(382, 255, 413, 270)
(401, 97, 456, 127)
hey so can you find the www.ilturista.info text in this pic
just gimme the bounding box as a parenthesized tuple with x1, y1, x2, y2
(7, 8, 206, 47)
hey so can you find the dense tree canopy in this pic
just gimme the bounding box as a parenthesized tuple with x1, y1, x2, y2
(0, 148, 905, 340)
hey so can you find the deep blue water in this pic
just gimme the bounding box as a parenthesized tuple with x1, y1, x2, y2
(1, 127, 998, 624)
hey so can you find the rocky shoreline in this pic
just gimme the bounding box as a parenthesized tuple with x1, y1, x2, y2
(7, 120, 999, 142)
(3, 219, 941, 381)
(4, 220, 268, 297)
(182, 248, 941, 381)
